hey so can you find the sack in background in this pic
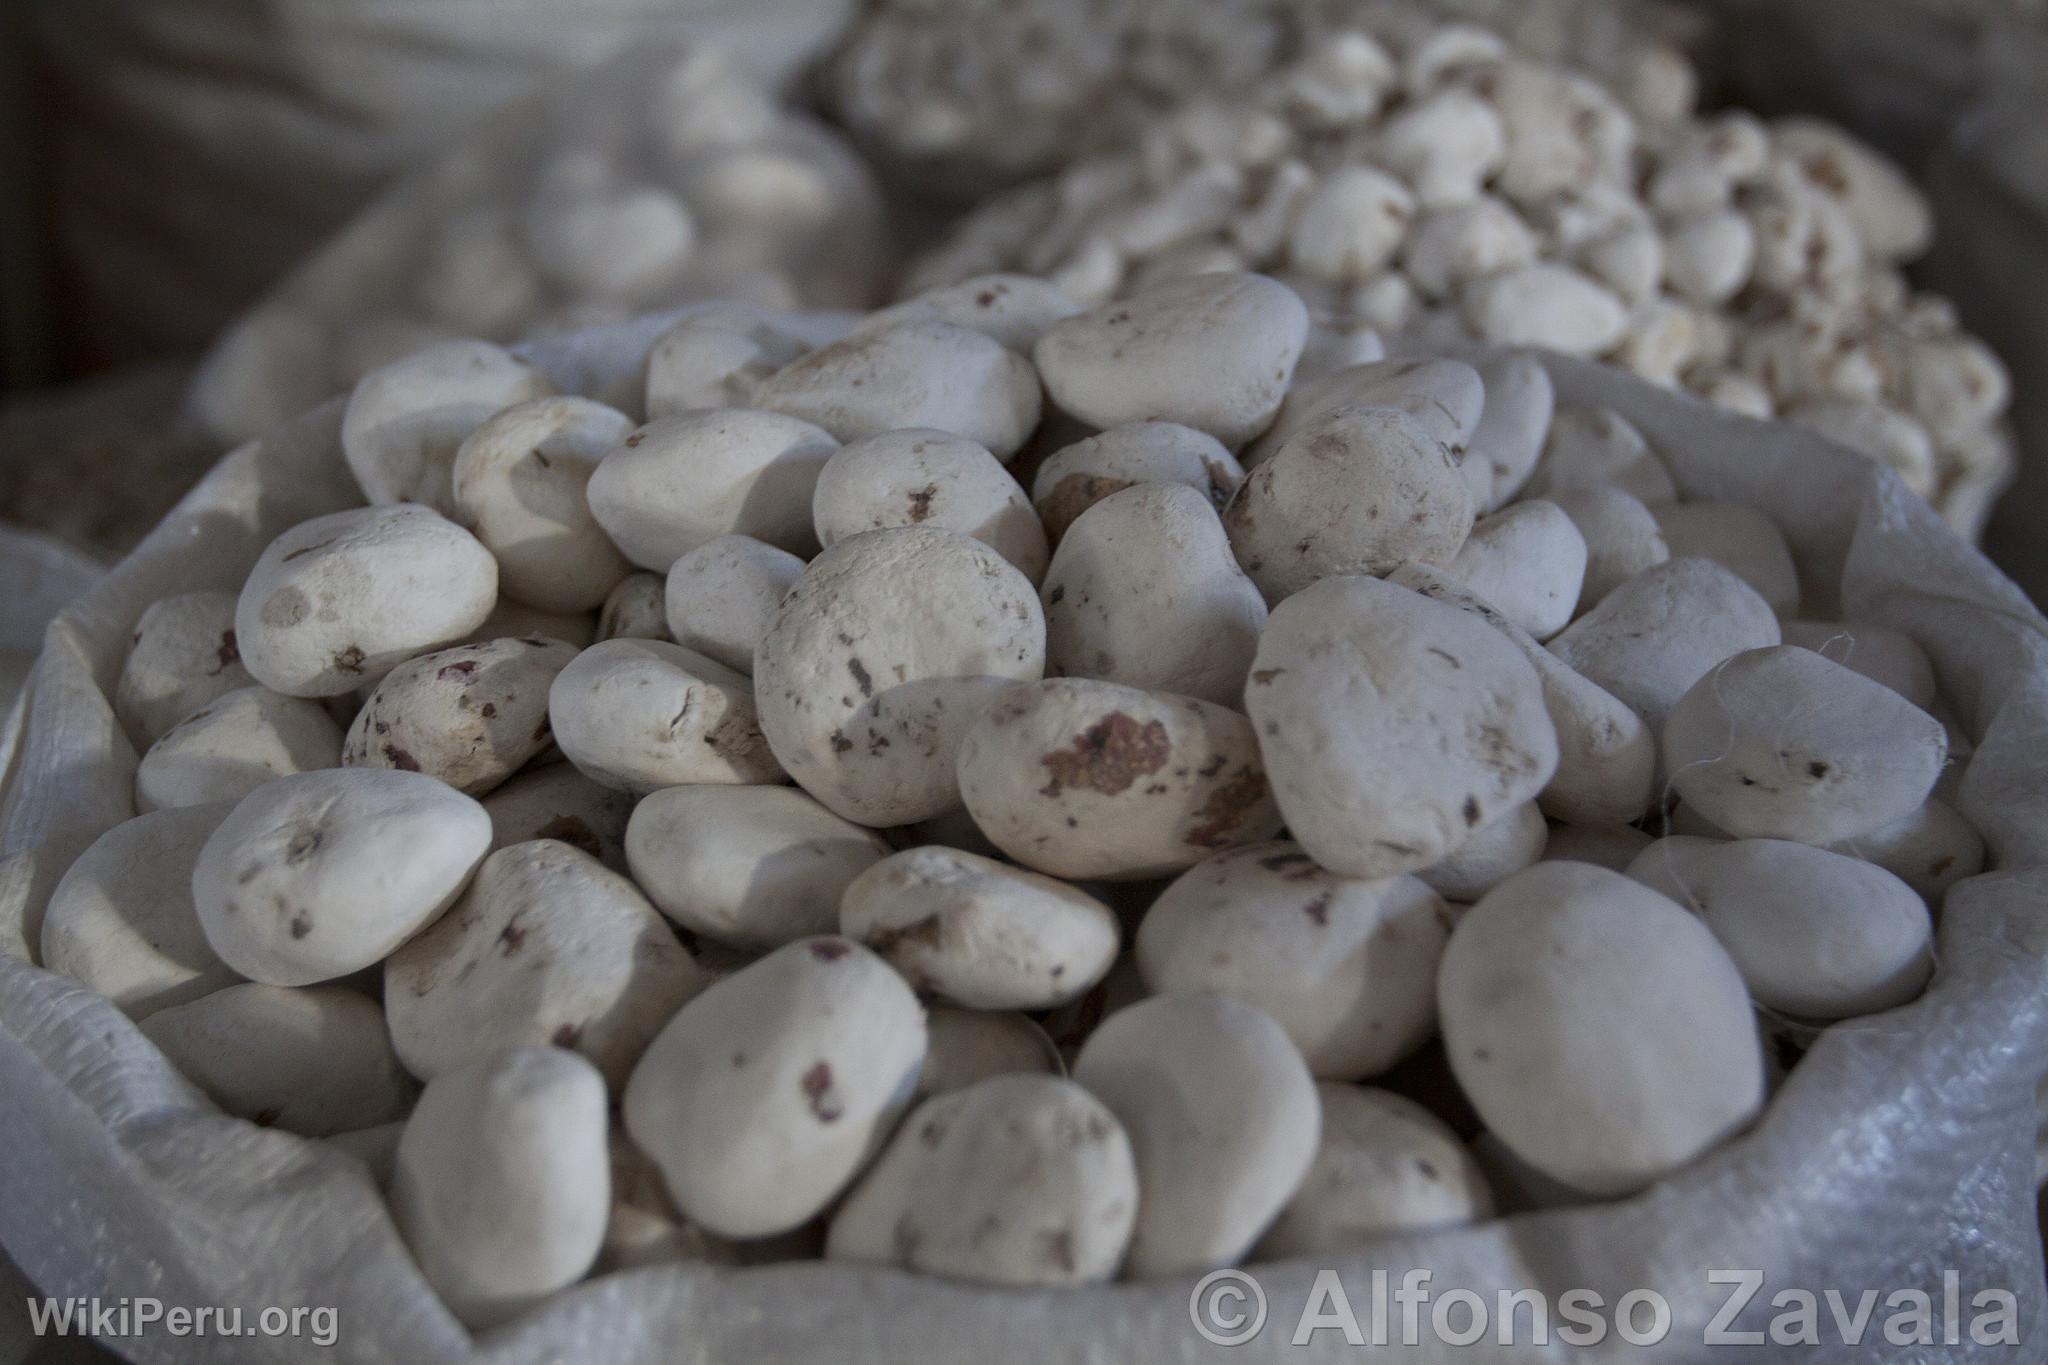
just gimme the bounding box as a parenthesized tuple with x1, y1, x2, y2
(183, 37, 892, 446)
(26, 0, 858, 376)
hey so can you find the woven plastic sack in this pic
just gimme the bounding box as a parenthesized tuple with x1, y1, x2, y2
(184, 37, 891, 446)
(0, 526, 104, 719)
(2, 313, 2046, 1361)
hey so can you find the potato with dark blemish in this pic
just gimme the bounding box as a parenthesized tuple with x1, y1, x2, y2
(235, 503, 499, 697)
(342, 636, 577, 796)
(622, 937, 926, 1238)
(625, 785, 890, 950)
(1029, 421, 1244, 541)
(385, 840, 712, 1087)
(1042, 483, 1265, 708)
(755, 526, 1045, 826)
(840, 846, 1118, 1008)
(115, 591, 257, 746)
(450, 395, 636, 613)
(957, 678, 1281, 880)
(139, 983, 416, 1136)
(548, 638, 783, 794)
(137, 686, 343, 811)
(481, 766, 635, 870)
(1136, 841, 1449, 1079)
(826, 1074, 1135, 1285)
(1247, 574, 1556, 879)
(812, 429, 1049, 584)
(191, 768, 492, 986)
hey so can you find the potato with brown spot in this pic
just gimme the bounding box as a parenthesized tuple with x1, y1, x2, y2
(1030, 422, 1244, 541)
(192, 768, 492, 986)
(622, 937, 927, 1237)
(343, 636, 577, 795)
(235, 504, 499, 697)
(957, 677, 1281, 880)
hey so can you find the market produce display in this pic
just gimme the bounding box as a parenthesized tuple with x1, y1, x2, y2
(7, 267, 2013, 1330)
(3, 3, 2047, 1354)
